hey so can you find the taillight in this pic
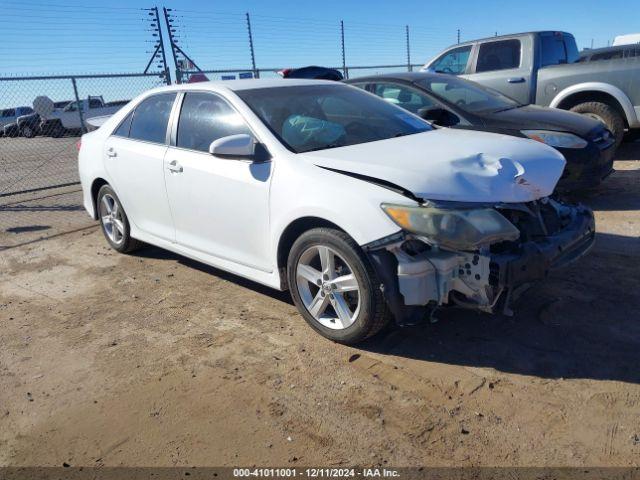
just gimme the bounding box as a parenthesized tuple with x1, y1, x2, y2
(76, 140, 82, 151)
(277, 68, 292, 78)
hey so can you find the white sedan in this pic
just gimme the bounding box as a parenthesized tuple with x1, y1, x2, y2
(79, 79, 595, 344)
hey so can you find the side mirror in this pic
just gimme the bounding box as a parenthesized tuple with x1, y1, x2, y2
(209, 134, 256, 159)
(417, 106, 459, 127)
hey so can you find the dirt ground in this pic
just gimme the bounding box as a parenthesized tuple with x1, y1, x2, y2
(1, 144, 639, 468)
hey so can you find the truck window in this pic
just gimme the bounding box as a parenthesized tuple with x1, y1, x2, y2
(540, 33, 579, 66)
(476, 39, 521, 73)
(88, 99, 103, 109)
(430, 46, 472, 74)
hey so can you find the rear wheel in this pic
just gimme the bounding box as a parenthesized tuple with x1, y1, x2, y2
(569, 101, 625, 148)
(287, 228, 390, 344)
(97, 185, 142, 254)
(21, 125, 35, 138)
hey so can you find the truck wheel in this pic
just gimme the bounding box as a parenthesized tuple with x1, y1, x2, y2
(21, 125, 35, 138)
(287, 228, 391, 344)
(49, 121, 65, 138)
(570, 101, 625, 148)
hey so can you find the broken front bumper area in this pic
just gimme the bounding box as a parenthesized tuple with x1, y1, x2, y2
(365, 203, 595, 326)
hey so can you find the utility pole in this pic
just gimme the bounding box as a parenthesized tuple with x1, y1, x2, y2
(340, 20, 347, 78)
(163, 7, 202, 84)
(246, 13, 258, 78)
(153, 7, 170, 84)
(457, 28, 460, 44)
(163, 7, 181, 83)
(405, 25, 411, 71)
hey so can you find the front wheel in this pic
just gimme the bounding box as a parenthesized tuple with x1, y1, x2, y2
(21, 125, 35, 138)
(97, 185, 142, 254)
(287, 228, 391, 344)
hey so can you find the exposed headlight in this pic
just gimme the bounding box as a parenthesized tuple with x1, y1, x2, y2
(521, 130, 588, 149)
(381, 204, 520, 251)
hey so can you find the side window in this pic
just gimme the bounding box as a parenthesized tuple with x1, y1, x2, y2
(3, 109, 16, 117)
(476, 40, 521, 72)
(113, 111, 134, 137)
(88, 98, 102, 109)
(129, 93, 176, 144)
(430, 46, 472, 74)
(176, 92, 250, 152)
(372, 82, 436, 114)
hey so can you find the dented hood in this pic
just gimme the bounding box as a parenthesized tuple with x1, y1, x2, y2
(300, 128, 566, 203)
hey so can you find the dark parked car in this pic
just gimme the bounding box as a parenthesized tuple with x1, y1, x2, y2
(346, 72, 615, 192)
(278, 65, 344, 81)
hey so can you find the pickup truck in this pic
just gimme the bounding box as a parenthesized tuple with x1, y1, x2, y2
(422, 31, 640, 145)
(38, 96, 128, 137)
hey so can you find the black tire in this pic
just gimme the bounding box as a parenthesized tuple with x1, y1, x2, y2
(287, 227, 391, 344)
(49, 121, 65, 138)
(569, 101, 625, 148)
(96, 184, 142, 254)
(21, 125, 36, 138)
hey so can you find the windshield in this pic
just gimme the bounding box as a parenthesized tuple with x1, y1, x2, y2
(414, 76, 521, 114)
(236, 84, 431, 153)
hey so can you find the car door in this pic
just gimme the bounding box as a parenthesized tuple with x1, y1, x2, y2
(464, 38, 532, 105)
(103, 92, 177, 242)
(164, 91, 272, 272)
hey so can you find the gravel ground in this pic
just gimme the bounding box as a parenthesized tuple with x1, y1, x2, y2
(0, 144, 639, 467)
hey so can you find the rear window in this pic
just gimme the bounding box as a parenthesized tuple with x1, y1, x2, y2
(476, 39, 521, 72)
(540, 33, 579, 66)
(128, 93, 176, 144)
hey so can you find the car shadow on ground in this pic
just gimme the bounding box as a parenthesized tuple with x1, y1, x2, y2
(134, 246, 294, 305)
(614, 140, 640, 161)
(136, 230, 640, 384)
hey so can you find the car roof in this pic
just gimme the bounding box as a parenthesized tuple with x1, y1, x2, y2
(345, 71, 455, 83)
(149, 78, 339, 95)
(451, 30, 572, 48)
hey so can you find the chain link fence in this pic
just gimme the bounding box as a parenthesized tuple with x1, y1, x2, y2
(0, 3, 500, 249)
(0, 73, 167, 249)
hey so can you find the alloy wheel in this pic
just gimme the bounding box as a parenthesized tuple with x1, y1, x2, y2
(295, 245, 361, 330)
(98, 193, 125, 246)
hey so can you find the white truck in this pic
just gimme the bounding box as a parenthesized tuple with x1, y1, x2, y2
(36, 95, 128, 137)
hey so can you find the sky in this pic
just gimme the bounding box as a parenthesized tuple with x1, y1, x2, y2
(0, 0, 637, 107)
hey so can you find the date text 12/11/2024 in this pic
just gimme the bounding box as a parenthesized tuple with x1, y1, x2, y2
(233, 468, 401, 477)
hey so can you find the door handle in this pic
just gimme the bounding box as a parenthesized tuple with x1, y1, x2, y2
(106, 147, 117, 157)
(167, 160, 183, 173)
(507, 77, 525, 83)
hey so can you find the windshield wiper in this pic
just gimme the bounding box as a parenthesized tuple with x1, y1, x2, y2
(303, 143, 343, 153)
(492, 104, 523, 113)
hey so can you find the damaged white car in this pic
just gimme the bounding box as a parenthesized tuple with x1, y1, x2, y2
(78, 79, 595, 344)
